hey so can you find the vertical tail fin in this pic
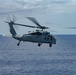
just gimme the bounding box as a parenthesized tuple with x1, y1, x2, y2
(9, 22, 17, 36)
(5, 21, 17, 37)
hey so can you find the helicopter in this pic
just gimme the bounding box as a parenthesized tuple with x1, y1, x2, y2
(5, 17, 56, 47)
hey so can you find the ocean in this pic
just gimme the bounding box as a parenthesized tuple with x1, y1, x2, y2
(0, 35, 76, 75)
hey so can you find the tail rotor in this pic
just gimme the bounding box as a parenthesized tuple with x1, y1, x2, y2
(5, 14, 17, 25)
(5, 14, 17, 36)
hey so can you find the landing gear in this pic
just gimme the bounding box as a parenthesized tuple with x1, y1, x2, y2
(17, 41, 21, 46)
(49, 43, 52, 47)
(38, 43, 42, 47)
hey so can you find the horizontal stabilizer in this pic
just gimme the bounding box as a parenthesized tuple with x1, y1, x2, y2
(2, 34, 12, 37)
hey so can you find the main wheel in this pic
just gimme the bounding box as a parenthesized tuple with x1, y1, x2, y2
(49, 44, 52, 47)
(38, 43, 41, 47)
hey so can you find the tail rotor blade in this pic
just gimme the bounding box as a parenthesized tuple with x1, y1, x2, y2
(11, 14, 18, 30)
(6, 15, 12, 22)
(5, 21, 9, 24)
(12, 14, 17, 22)
(6, 14, 17, 23)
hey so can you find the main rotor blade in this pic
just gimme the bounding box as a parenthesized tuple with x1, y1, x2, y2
(26, 17, 41, 27)
(66, 27, 76, 29)
(50, 30, 57, 32)
(14, 23, 38, 28)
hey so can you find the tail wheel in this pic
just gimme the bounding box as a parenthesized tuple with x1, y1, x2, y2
(17, 41, 21, 46)
(49, 44, 52, 47)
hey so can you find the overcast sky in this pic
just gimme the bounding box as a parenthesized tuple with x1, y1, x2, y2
(0, 0, 76, 35)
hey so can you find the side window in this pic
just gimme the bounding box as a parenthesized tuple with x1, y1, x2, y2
(45, 35, 50, 40)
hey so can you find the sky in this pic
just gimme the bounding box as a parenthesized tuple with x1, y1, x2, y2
(0, 0, 76, 35)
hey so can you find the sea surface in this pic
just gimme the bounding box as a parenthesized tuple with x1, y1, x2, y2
(0, 35, 76, 75)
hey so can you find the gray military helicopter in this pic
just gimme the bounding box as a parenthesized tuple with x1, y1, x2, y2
(5, 17, 56, 47)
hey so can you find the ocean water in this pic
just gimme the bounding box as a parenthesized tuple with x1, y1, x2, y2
(0, 35, 76, 75)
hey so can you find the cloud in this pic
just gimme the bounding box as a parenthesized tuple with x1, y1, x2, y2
(0, 0, 42, 9)
(49, 0, 69, 4)
(0, 0, 43, 15)
(42, 0, 76, 13)
(0, 0, 76, 14)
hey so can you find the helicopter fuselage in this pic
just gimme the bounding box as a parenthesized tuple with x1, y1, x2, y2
(22, 34, 56, 44)
(14, 31, 56, 47)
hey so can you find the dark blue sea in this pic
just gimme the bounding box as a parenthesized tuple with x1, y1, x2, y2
(0, 35, 76, 75)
